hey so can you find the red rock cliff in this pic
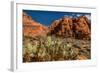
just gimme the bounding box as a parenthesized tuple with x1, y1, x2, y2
(23, 12, 49, 38)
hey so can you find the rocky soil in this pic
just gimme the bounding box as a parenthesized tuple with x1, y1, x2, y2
(23, 36, 91, 62)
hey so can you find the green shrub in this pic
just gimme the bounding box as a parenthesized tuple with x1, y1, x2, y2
(23, 35, 90, 62)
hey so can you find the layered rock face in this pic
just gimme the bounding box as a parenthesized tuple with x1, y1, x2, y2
(23, 12, 49, 38)
(50, 17, 73, 38)
(49, 16, 91, 40)
(73, 16, 91, 40)
(23, 12, 91, 40)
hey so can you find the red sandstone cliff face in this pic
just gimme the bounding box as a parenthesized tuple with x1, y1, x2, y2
(73, 16, 91, 40)
(23, 12, 91, 40)
(49, 16, 91, 40)
(23, 12, 49, 38)
(50, 17, 73, 37)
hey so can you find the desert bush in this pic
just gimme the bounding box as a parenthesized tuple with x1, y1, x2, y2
(23, 35, 91, 62)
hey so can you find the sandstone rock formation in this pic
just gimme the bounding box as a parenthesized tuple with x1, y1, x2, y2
(23, 12, 91, 40)
(50, 17, 73, 38)
(73, 16, 91, 40)
(49, 16, 91, 40)
(23, 12, 49, 38)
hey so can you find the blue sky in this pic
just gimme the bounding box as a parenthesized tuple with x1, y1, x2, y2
(23, 10, 91, 26)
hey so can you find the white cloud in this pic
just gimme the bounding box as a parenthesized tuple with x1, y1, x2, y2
(85, 15, 91, 20)
(76, 14, 82, 17)
(64, 15, 73, 18)
(72, 13, 76, 16)
(64, 15, 69, 17)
